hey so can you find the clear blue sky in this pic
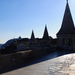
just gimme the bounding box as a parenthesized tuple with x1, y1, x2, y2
(0, 0, 75, 43)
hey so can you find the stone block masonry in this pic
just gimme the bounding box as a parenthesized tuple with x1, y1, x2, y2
(0, 50, 32, 70)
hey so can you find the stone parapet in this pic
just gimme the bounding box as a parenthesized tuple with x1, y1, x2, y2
(0, 50, 32, 70)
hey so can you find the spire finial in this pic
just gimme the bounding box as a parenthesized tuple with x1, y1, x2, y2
(67, 0, 68, 2)
(45, 24, 47, 26)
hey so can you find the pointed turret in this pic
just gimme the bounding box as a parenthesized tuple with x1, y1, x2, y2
(30, 30, 35, 41)
(42, 25, 49, 40)
(57, 0, 75, 35)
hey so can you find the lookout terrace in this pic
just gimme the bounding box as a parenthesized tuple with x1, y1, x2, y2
(0, 0, 75, 73)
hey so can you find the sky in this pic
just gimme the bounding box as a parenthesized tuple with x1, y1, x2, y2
(0, 0, 75, 44)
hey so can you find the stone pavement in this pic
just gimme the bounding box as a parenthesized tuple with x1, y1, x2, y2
(1, 51, 75, 75)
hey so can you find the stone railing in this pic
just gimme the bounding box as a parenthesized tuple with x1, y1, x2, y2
(0, 50, 32, 70)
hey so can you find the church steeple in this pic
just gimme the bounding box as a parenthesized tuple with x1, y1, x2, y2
(42, 25, 49, 40)
(57, 0, 75, 35)
(30, 30, 35, 41)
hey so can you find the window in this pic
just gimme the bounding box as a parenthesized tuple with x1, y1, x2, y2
(68, 38, 72, 46)
(62, 38, 67, 46)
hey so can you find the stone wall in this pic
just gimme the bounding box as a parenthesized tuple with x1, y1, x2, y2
(57, 34, 75, 51)
(0, 50, 32, 70)
(0, 48, 50, 70)
(31, 48, 49, 57)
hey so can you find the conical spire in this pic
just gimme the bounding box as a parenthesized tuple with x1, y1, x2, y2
(57, 1, 75, 35)
(42, 25, 49, 40)
(30, 30, 35, 41)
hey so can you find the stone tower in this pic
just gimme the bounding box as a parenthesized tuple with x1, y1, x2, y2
(57, 0, 75, 50)
(30, 30, 35, 41)
(42, 25, 49, 40)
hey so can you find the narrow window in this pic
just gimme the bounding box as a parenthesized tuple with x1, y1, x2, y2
(63, 38, 67, 46)
(68, 38, 72, 46)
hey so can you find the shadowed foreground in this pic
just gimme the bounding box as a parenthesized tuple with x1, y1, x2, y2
(0, 50, 75, 75)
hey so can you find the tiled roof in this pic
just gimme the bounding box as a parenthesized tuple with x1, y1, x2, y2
(30, 30, 35, 41)
(42, 25, 50, 40)
(57, 1, 75, 35)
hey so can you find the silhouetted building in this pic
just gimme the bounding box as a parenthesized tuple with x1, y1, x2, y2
(42, 25, 49, 40)
(30, 30, 36, 41)
(1, 0, 75, 55)
(57, 1, 75, 50)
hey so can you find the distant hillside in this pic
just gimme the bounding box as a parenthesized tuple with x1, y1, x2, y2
(1, 39, 15, 49)
(0, 44, 3, 49)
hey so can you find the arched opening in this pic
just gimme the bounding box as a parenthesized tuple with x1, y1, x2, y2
(62, 38, 67, 46)
(68, 38, 72, 46)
